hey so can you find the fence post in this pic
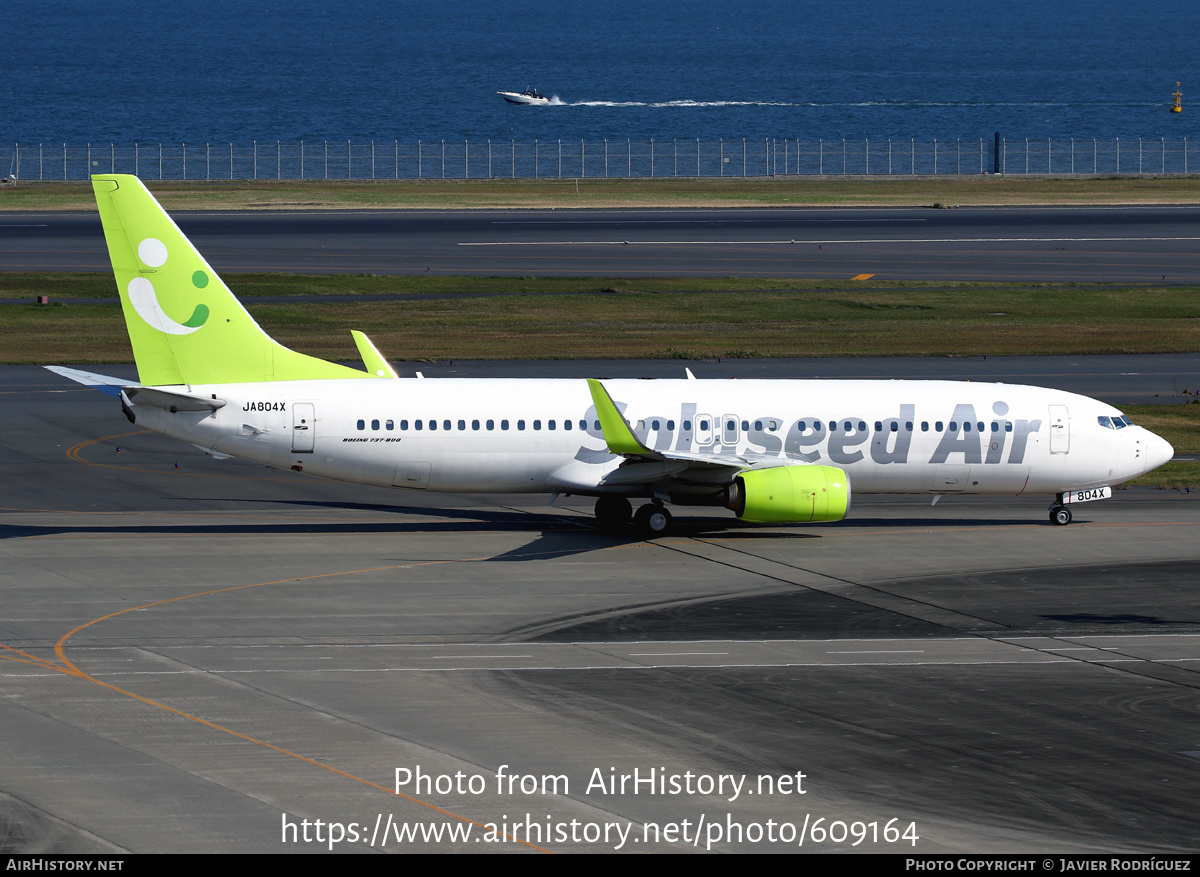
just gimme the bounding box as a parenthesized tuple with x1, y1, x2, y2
(604, 138, 608, 178)
(63, 143, 67, 180)
(489, 139, 492, 178)
(324, 140, 328, 179)
(742, 138, 746, 177)
(512, 139, 515, 178)
(697, 138, 700, 176)
(419, 140, 422, 179)
(1070, 138, 1074, 174)
(650, 138, 654, 177)
(842, 139, 846, 174)
(252, 141, 256, 180)
(441, 140, 445, 179)
(1162, 136, 1165, 173)
(87, 143, 90, 180)
(627, 139, 630, 177)
(159, 142, 162, 179)
(182, 143, 186, 180)
(720, 138, 724, 177)
(205, 142, 209, 179)
(301, 140, 304, 179)
(395, 140, 399, 179)
(866, 138, 869, 174)
(934, 139, 937, 175)
(888, 139, 891, 174)
(1047, 138, 1051, 174)
(230, 143, 233, 180)
(1116, 137, 1120, 173)
(348, 140, 352, 179)
(112, 143, 116, 175)
(911, 138, 915, 174)
(580, 138, 584, 178)
(133, 142, 136, 179)
(819, 139, 822, 175)
(1025, 138, 1028, 174)
(557, 139, 561, 178)
(278, 141, 281, 179)
(1139, 137, 1142, 174)
(465, 139, 469, 179)
(372, 140, 376, 179)
(673, 138, 677, 176)
(535, 139, 539, 178)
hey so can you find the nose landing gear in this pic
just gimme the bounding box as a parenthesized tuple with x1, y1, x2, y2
(1049, 504, 1072, 526)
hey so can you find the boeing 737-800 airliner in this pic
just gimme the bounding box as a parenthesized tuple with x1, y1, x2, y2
(49, 175, 1174, 535)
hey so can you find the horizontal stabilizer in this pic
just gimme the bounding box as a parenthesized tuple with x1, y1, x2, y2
(124, 386, 226, 412)
(44, 365, 138, 398)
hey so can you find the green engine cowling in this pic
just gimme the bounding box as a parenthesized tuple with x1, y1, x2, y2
(727, 465, 850, 523)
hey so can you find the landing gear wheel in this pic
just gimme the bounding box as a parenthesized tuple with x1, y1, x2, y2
(1050, 505, 1072, 526)
(634, 503, 672, 537)
(594, 495, 632, 530)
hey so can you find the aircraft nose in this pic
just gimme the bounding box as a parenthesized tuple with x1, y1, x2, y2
(1143, 431, 1174, 472)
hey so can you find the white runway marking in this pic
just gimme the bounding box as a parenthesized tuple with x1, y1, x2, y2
(460, 236, 1200, 247)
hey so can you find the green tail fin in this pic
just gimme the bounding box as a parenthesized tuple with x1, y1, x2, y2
(92, 174, 373, 386)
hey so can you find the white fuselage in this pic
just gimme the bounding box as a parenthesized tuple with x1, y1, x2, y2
(133, 377, 1172, 500)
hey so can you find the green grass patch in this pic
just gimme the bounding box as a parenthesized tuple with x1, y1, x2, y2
(6, 175, 1200, 212)
(3, 277, 1198, 363)
(1124, 461, 1200, 489)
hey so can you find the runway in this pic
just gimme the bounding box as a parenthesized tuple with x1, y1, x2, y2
(6, 205, 1200, 281)
(3, 362, 1198, 853)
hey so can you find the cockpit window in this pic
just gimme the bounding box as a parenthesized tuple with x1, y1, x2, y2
(1099, 413, 1132, 429)
(1097, 416, 1113, 429)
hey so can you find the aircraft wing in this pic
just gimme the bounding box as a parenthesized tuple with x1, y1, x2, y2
(587, 378, 790, 476)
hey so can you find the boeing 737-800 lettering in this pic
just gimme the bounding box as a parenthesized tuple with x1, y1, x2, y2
(49, 175, 1174, 535)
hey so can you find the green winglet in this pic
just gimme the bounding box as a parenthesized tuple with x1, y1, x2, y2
(351, 330, 398, 378)
(92, 174, 373, 386)
(587, 379, 651, 455)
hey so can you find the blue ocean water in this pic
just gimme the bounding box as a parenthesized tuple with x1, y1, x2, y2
(3, 0, 1198, 144)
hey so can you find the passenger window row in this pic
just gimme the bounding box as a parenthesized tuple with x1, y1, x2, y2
(352, 417, 1025, 434)
(355, 418, 601, 432)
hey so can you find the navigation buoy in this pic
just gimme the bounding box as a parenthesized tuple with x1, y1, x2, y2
(1171, 82, 1182, 113)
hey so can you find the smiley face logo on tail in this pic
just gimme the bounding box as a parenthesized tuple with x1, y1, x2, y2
(127, 237, 210, 335)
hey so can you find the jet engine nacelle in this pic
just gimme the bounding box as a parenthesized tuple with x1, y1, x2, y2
(726, 465, 850, 523)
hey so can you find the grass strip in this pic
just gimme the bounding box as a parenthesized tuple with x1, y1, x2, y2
(3, 277, 1198, 363)
(5, 176, 1200, 211)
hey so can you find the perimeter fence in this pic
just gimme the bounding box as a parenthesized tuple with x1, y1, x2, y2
(2, 137, 1196, 182)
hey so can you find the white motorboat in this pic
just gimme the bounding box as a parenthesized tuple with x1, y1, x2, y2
(497, 88, 551, 106)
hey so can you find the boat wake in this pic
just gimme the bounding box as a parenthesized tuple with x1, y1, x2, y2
(568, 99, 799, 108)
(563, 98, 1112, 109)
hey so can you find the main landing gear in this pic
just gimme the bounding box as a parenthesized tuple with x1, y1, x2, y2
(633, 502, 672, 536)
(594, 496, 672, 537)
(594, 495, 632, 531)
